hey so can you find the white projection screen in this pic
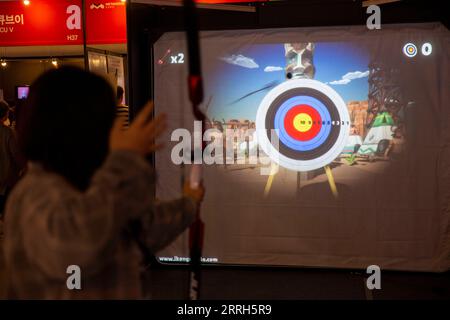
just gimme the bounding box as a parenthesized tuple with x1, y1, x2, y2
(153, 23, 450, 271)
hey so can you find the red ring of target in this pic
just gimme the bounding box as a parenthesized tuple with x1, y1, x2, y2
(284, 104, 322, 141)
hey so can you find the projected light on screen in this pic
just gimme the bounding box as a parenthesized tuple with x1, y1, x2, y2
(256, 79, 350, 172)
(403, 43, 417, 57)
(153, 23, 448, 271)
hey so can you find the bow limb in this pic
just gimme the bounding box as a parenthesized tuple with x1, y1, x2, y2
(183, 0, 205, 301)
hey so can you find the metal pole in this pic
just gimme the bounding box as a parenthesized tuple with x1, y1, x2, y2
(81, 0, 89, 70)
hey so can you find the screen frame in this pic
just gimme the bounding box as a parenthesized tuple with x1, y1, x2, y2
(127, 0, 449, 270)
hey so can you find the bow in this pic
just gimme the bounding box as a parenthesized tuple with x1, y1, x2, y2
(183, 0, 205, 301)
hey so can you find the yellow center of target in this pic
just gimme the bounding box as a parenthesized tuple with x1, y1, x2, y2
(293, 113, 313, 132)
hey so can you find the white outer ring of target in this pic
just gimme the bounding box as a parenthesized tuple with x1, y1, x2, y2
(255, 79, 350, 172)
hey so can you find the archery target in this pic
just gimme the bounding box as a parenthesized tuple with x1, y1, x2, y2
(256, 79, 350, 172)
(403, 43, 417, 58)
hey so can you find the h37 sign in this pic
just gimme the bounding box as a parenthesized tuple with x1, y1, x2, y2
(0, 0, 127, 46)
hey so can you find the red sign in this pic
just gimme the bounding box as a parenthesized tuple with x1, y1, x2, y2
(85, 0, 127, 45)
(0, 0, 83, 46)
(0, 0, 262, 47)
(0, 0, 126, 47)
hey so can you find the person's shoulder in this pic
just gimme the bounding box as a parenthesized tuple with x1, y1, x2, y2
(9, 165, 75, 207)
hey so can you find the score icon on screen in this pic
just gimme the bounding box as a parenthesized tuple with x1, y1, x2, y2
(403, 43, 417, 58)
(157, 49, 185, 65)
(421, 42, 432, 56)
(170, 53, 185, 64)
(403, 42, 433, 58)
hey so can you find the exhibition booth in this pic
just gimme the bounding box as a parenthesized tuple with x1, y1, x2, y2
(0, 0, 127, 104)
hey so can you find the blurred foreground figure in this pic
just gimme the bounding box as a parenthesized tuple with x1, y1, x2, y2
(3, 67, 203, 299)
(0, 101, 23, 219)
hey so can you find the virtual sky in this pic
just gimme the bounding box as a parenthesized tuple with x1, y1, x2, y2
(204, 42, 370, 122)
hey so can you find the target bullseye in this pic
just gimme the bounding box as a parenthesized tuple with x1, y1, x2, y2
(293, 113, 312, 132)
(283, 104, 322, 141)
(256, 79, 350, 172)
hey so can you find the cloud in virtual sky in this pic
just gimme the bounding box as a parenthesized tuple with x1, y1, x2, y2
(220, 54, 259, 69)
(264, 66, 283, 72)
(328, 70, 369, 85)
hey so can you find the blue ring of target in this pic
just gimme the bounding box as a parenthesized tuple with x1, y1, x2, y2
(274, 96, 332, 151)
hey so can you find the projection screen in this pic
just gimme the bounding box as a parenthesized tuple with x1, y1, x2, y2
(153, 23, 450, 271)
